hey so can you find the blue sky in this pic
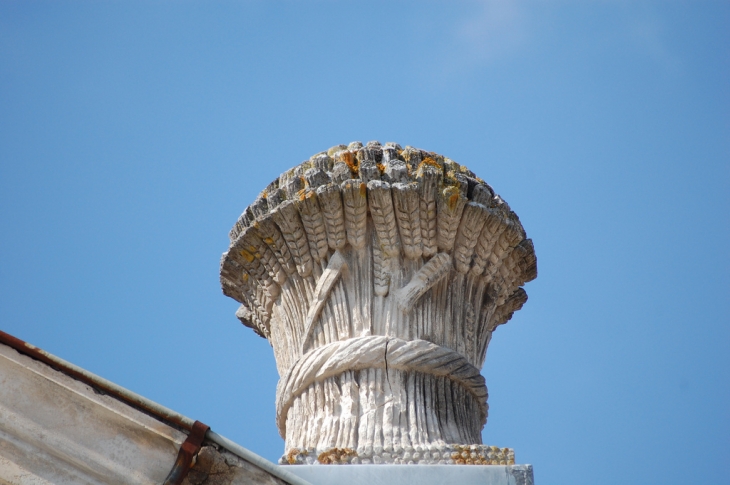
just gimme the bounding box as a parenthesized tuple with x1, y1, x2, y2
(1, 2, 728, 484)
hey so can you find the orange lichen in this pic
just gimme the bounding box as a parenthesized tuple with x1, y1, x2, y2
(419, 157, 441, 169)
(442, 185, 462, 211)
(341, 151, 358, 174)
(286, 448, 302, 465)
(416, 157, 443, 178)
(358, 182, 367, 197)
(449, 192, 460, 208)
(327, 144, 348, 157)
(239, 248, 255, 263)
(317, 448, 357, 464)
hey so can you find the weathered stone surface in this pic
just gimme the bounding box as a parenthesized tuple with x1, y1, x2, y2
(220, 142, 537, 464)
(183, 446, 287, 485)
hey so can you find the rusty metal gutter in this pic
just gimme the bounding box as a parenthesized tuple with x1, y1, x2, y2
(0, 330, 312, 485)
(163, 420, 210, 485)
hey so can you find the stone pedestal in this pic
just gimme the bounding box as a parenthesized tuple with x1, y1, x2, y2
(285, 464, 534, 485)
(220, 141, 537, 465)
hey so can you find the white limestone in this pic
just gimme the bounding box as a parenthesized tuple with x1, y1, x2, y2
(220, 141, 537, 464)
(286, 464, 534, 485)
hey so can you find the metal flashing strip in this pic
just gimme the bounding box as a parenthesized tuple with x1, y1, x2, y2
(0, 330, 313, 485)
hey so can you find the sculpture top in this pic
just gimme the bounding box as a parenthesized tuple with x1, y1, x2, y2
(220, 141, 536, 465)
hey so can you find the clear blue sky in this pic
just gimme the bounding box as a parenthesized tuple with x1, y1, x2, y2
(1, 2, 728, 484)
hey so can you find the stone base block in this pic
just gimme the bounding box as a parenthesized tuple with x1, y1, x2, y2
(284, 464, 534, 485)
(281, 444, 515, 465)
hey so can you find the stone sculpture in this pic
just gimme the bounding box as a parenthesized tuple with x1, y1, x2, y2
(220, 141, 537, 466)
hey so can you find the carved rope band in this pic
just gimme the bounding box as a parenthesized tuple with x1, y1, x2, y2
(275, 336, 488, 437)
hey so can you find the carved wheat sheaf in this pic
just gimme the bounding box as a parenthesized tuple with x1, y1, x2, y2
(220, 141, 537, 462)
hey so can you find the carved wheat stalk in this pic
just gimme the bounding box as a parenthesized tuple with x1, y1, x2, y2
(238, 273, 272, 337)
(490, 288, 527, 331)
(297, 190, 329, 262)
(517, 238, 538, 283)
(301, 250, 348, 353)
(271, 200, 313, 278)
(372, 230, 391, 297)
(316, 184, 347, 251)
(417, 165, 440, 258)
(241, 227, 287, 285)
(367, 181, 400, 258)
(395, 253, 452, 312)
(484, 219, 524, 281)
(436, 185, 467, 252)
(496, 238, 537, 305)
(341, 179, 368, 250)
(470, 209, 507, 277)
(453, 202, 489, 274)
(392, 182, 422, 260)
(254, 218, 297, 276)
(231, 231, 281, 300)
(220, 255, 245, 294)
